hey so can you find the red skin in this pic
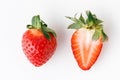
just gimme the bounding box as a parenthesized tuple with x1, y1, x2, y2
(22, 29, 57, 67)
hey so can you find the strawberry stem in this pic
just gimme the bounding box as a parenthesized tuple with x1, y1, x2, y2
(66, 10, 108, 42)
(32, 15, 42, 29)
(27, 15, 56, 40)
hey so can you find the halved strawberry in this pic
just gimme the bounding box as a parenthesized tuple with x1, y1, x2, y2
(66, 11, 108, 70)
(22, 15, 57, 67)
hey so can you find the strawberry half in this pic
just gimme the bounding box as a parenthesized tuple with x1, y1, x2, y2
(66, 11, 108, 70)
(22, 15, 57, 67)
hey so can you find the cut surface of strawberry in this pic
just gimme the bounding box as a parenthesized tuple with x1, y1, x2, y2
(67, 11, 108, 70)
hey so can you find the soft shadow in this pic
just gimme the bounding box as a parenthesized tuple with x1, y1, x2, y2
(95, 11, 116, 68)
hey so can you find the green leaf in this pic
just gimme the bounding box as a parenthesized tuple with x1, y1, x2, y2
(86, 11, 101, 27)
(27, 15, 56, 40)
(101, 30, 108, 42)
(27, 25, 34, 29)
(66, 15, 84, 29)
(88, 21, 94, 27)
(95, 19, 103, 25)
(92, 14, 103, 25)
(86, 18, 94, 27)
(41, 25, 56, 40)
(32, 15, 41, 29)
(41, 20, 47, 27)
(92, 14, 97, 18)
(79, 14, 85, 24)
(86, 18, 89, 25)
(66, 16, 78, 22)
(41, 26, 50, 40)
(86, 11, 95, 22)
(68, 23, 82, 29)
(66, 10, 105, 36)
(95, 24, 103, 30)
(43, 26, 56, 37)
(92, 30, 100, 41)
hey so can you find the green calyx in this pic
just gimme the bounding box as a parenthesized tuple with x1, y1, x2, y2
(66, 10, 108, 42)
(27, 15, 56, 40)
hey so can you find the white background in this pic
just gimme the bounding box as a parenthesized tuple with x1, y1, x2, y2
(0, 0, 120, 80)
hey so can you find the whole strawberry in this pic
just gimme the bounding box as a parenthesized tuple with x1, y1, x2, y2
(22, 15, 57, 67)
(67, 11, 108, 70)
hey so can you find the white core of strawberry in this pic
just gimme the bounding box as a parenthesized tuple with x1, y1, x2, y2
(76, 28, 102, 67)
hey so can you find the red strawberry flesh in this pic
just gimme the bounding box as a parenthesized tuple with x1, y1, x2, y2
(71, 29, 103, 70)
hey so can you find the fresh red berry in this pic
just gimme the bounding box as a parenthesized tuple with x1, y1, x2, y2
(22, 15, 57, 67)
(67, 11, 108, 70)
